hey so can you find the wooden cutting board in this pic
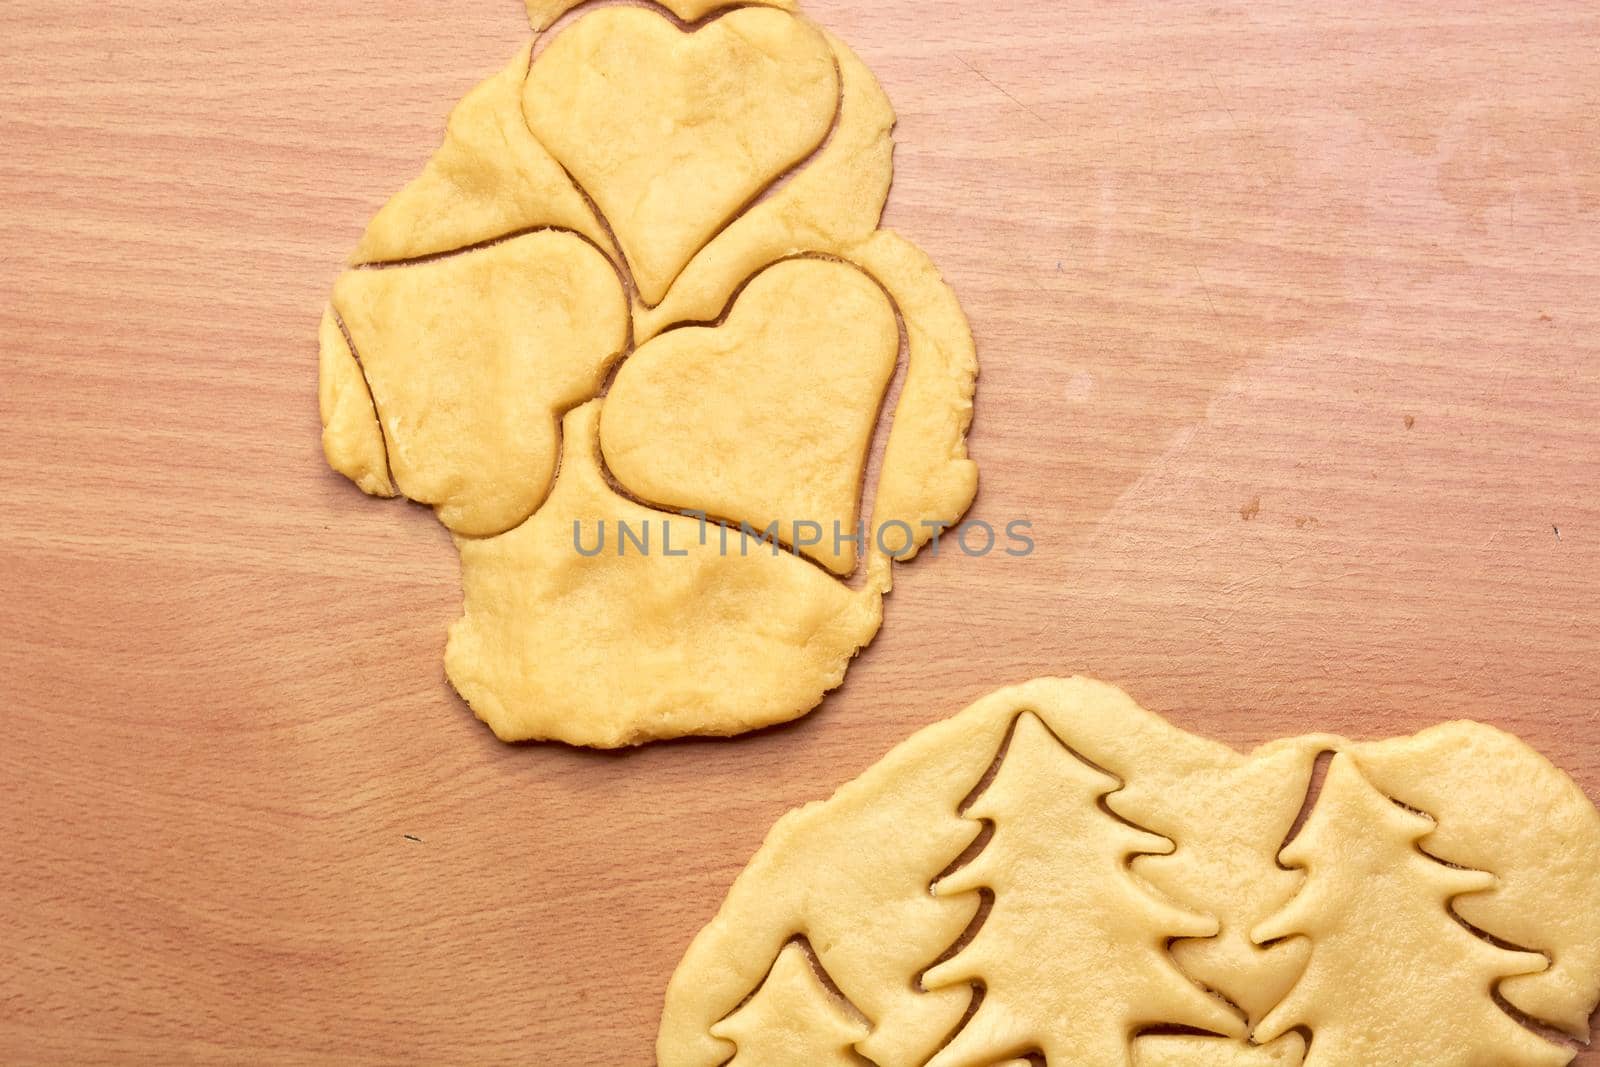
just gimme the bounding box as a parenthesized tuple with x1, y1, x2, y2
(4, 0, 1598, 1062)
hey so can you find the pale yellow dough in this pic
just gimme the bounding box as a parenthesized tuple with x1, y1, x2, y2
(630, 32, 979, 576)
(659, 678, 1600, 1066)
(319, 5, 978, 744)
(348, 44, 609, 266)
(630, 28, 894, 342)
(710, 941, 870, 1067)
(317, 306, 393, 499)
(922, 713, 1243, 1066)
(602, 258, 898, 574)
(331, 233, 627, 538)
(1354, 724, 1600, 1036)
(526, 0, 796, 33)
(1133, 1034, 1307, 1066)
(525, 6, 839, 306)
(447, 401, 883, 747)
(1251, 754, 1569, 1067)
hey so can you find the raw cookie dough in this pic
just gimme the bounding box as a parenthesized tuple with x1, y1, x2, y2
(332, 232, 628, 538)
(601, 258, 899, 575)
(318, 2, 978, 745)
(347, 44, 609, 267)
(1250, 754, 1569, 1067)
(659, 677, 1600, 1066)
(525, 0, 796, 34)
(447, 402, 883, 748)
(709, 941, 870, 1067)
(1133, 1034, 1307, 1067)
(922, 712, 1244, 1066)
(317, 307, 393, 499)
(524, 6, 839, 306)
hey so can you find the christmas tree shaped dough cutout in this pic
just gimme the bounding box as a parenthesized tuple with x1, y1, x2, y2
(924, 713, 1241, 1066)
(1251, 753, 1572, 1067)
(317, 2, 977, 745)
(659, 678, 1600, 1067)
(710, 940, 871, 1067)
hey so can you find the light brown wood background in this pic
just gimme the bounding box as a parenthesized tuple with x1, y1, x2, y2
(4, 0, 1599, 1062)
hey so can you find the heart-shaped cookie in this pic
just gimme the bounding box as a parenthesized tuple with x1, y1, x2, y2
(525, 7, 840, 306)
(600, 258, 898, 575)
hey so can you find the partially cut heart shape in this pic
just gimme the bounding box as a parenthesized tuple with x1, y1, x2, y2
(332, 232, 629, 538)
(524, 6, 841, 307)
(600, 258, 899, 575)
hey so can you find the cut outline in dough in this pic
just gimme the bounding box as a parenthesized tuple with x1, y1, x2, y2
(333, 2, 962, 556)
(659, 678, 1600, 1066)
(332, 229, 631, 538)
(320, 0, 979, 744)
(600, 253, 908, 579)
(521, 4, 843, 307)
(345, 242, 916, 589)
(918, 711, 1246, 1067)
(338, 199, 936, 592)
(320, 305, 395, 499)
(1248, 751, 1579, 1066)
(336, 26, 911, 569)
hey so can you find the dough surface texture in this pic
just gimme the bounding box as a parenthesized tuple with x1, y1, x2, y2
(660, 677, 1600, 1067)
(318, 2, 978, 745)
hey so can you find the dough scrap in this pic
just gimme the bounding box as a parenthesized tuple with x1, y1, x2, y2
(659, 678, 1600, 1067)
(1352, 723, 1600, 1036)
(524, 6, 839, 306)
(602, 258, 898, 574)
(349, 44, 608, 266)
(446, 401, 883, 748)
(331, 232, 628, 538)
(319, 4, 977, 744)
(317, 306, 394, 499)
(850, 231, 979, 579)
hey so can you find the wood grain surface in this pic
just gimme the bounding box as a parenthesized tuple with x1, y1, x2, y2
(4, 0, 1599, 1062)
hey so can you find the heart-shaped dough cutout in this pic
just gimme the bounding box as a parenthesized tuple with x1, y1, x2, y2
(332, 232, 628, 537)
(600, 258, 898, 575)
(525, 6, 840, 306)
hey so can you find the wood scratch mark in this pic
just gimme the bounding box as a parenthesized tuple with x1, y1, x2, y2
(1193, 265, 1218, 319)
(1208, 73, 1239, 128)
(404, 834, 423, 844)
(957, 55, 1050, 129)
